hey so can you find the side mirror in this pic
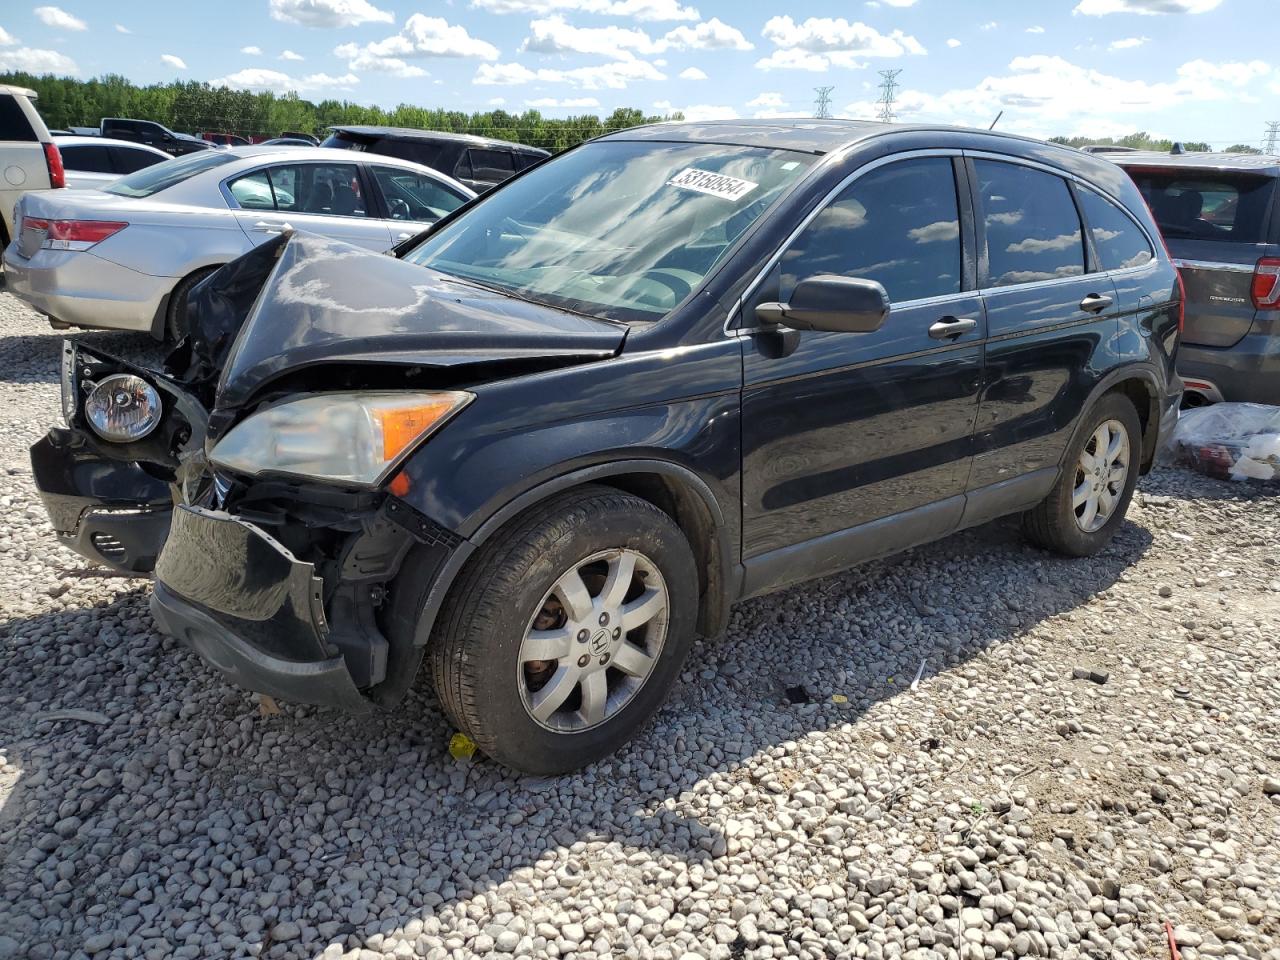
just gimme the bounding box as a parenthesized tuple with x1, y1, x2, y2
(755, 275, 890, 333)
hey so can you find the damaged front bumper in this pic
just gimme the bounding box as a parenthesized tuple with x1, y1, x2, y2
(151, 505, 372, 713)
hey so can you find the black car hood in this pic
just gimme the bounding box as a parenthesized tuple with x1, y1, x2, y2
(209, 233, 627, 411)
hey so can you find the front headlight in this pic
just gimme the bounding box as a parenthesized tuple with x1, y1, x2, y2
(209, 391, 472, 486)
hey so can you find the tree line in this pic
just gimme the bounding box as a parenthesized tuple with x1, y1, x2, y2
(0, 72, 676, 153)
(1049, 132, 1261, 154)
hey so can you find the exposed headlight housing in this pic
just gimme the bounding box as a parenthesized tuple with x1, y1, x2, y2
(84, 374, 163, 442)
(209, 391, 472, 487)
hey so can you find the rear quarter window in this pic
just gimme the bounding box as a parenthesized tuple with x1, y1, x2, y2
(1127, 170, 1273, 243)
(0, 96, 37, 142)
(1076, 188, 1154, 272)
(61, 144, 114, 173)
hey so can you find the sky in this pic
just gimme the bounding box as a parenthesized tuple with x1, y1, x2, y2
(0, 0, 1276, 147)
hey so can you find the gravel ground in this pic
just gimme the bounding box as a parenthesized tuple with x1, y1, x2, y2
(1, 289, 1278, 960)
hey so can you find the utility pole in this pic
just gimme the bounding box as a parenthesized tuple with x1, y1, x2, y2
(876, 69, 902, 123)
(813, 86, 833, 120)
(1265, 121, 1280, 154)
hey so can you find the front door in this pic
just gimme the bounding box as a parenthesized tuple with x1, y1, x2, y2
(740, 155, 983, 593)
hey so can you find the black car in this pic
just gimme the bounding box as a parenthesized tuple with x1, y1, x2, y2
(1112, 151, 1280, 405)
(32, 120, 1181, 774)
(100, 118, 212, 157)
(321, 126, 548, 193)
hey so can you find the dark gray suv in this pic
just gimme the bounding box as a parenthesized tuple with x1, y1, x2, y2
(1113, 152, 1280, 405)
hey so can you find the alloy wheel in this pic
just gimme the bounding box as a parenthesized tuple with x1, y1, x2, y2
(1072, 418, 1130, 533)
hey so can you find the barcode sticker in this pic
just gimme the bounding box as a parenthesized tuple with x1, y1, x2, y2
(666, 168, 758, 201)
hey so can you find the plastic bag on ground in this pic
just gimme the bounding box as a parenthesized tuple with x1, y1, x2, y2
(1163, 402, 1280, 483)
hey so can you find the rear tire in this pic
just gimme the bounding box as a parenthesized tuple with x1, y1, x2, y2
(163, 266, 220, 342)
(428, 485, 698, 774)
(1023, 392, 1141, 557)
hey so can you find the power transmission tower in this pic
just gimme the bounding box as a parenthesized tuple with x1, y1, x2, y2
(876, 69, 902, 123)
(1265, 122, 1280, 154)
(813, 86, 834, 120)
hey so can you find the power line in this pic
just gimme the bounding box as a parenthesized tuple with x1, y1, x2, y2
(813, 86, 833, 120)
(1265, 122, 1280, 154)
(876, 69, 902, 123)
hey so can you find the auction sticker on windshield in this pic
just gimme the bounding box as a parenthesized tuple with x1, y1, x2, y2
(667, 168, 758, 201)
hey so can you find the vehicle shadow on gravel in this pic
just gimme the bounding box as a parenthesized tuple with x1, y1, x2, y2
(0, 501, 1159, 957)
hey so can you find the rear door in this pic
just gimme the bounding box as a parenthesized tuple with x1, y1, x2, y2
(225, 161, 393, 251)
(1125, 168, 1276, 348)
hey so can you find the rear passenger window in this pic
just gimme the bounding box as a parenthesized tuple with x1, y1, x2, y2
(976, 160, 1084, 287)
(60, 144, 114, 172)
(1076, 188, 1153, 272)
(781, 156, 962, 304)
(467, 149, 515, 182)
(0, 97, 37, 141)
(112, 147, 163, 174)
(1128, 172, 1272, 243)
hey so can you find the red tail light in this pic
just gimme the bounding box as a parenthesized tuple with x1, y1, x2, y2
(23, 216, 127, 250)
(42, 142, 65, 189)
(1251, 257, 1280, 310)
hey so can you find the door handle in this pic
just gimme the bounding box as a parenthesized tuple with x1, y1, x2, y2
(395, 232, 414, 241)
(252, 220, 286, 234)
(1079, 292, 1114, 314)
(928, 316, 978, 340)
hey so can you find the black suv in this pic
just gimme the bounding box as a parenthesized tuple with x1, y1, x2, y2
(1112, 152, 1280, 405)
(32, 121, 1181, 774)
(321, 126, 548, 193)
(101, 118, 212, 156)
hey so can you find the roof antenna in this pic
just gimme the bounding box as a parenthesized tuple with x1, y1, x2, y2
(1170, 141, 1186, 155)
(988, 111, 1003, 131)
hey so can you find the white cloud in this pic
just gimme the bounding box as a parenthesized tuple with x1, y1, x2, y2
(241, 45, 263, 55)
(1026, 25, 1045, 33)
(488, 96, 506, 105)
(268, 0, 393, 27)
(756, 16, 924, 70)
(0, 27, 15, 45)
(840, 54, 1272, 136)
(946, 38, 961, 47)
(114, 24, 130, 34)
(1108, 36, 1150, 48)
(746, 91, 785, 107)
(655, 102, 738, 121)
(679, 66, 707, 80)
(1074, 0, 1223, 13)
(33, 6, 86, 31)
(476, 58, 664, 89)
(213, 67, 360, 92)
(881, 0, 918, 5)
(0, 46, 77, 72)
(471, 0, 699, 21)
(980, 21, 998, 30)
(520, 15, 749, 59)
(280, 49, 305, 60)
(337, 14, 500, 69)
(160, 54, 187, 70)
(333, 43, 429, 76)
(526, 96, 601, 107)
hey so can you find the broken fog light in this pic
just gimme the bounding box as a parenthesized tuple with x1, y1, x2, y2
(84, 374, 162, 442)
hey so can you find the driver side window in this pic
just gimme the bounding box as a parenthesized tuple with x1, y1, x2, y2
(781, 157, 962, 304)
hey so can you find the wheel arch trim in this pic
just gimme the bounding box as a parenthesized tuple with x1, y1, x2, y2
(1065, 363, 1164, 474)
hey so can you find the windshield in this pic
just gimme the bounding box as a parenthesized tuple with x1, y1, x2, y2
(402, 140, 815, 322)
(104, 150, 235, 198)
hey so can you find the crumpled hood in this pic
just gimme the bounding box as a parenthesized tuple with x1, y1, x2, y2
(209, 233, 627, 410)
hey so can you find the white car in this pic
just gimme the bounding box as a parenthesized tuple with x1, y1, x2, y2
(54, 136, 171, 189)
(3, 146, 476, 339)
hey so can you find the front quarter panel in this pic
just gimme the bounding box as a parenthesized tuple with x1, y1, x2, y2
(396, 339, 744, 554)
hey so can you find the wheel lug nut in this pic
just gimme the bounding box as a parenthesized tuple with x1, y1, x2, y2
(598, 613, 609, 626)
(577, 654, 590, 668)
(612, 627, 621, 639)
(577, 629, 589, 643)
(600, 653, 610, 665)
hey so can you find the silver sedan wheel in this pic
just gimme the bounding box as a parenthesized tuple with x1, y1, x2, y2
(517, 548, 669, 733)
(1073, 418, 1130, 533)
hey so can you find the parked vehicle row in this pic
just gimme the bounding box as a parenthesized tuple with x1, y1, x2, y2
(4, 147, 474, 337)
(26, 120, 1183, 773)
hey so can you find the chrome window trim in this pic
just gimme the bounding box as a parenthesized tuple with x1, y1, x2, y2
(1172, 258, 1256, 274)
(724, 147, 962, 336)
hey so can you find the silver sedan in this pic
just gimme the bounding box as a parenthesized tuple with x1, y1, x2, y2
(3, 146, 475, 338)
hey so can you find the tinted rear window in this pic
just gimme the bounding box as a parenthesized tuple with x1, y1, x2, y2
(104, 150, 234, 198)
(60, 144, 113, 173)
(0, 96, 37, 141)
(1127, 170, 1273, 243)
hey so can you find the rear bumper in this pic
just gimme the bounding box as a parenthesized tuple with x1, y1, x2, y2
(1178, 335, 1280, 405)
(152, 504, 372, 713)
(1, 245, 171, 333)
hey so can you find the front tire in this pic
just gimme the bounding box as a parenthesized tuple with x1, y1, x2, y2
(1023, 392, 1141, 557)
(428, 485, 699, 774)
